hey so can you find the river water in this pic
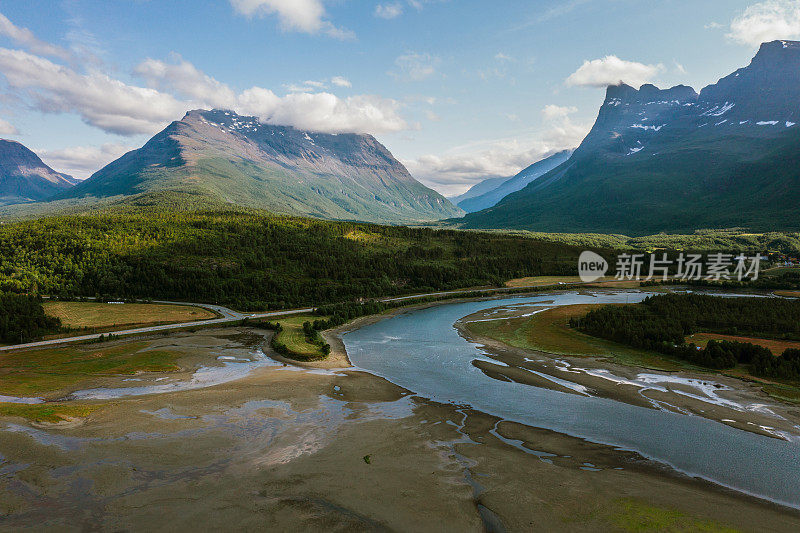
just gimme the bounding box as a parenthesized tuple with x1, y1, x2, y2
(342, 291, 800, 509)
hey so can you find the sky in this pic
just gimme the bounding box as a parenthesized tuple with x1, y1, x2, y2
(0, 0, 799, 196)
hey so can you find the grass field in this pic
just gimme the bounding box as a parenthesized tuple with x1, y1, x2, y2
(272, 315, 328, 360)
(0, 403, 98, 424)
(775, 290, 800, 298)
(504, 276, 662, 290)
(464, 304, 687, 371)
(0, 342, 182, 397)
(687, 333, 800, 355)
(43, 301, 217, 330)
(505, 276, 588, 287)
(606, 498, 737, 533)
(763, 267, 800, 278)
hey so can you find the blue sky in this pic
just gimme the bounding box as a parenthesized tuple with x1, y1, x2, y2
(0, 0, 798, 194)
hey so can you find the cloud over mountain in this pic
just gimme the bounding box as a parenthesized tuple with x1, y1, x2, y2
(728, 0, 800, 46)
(566, 55, 663, 88)
(404, 105, 589, 195)
(0, 47, 406, 137)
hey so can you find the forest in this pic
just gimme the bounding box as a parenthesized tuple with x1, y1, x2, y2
(0, 208, 587, 312)
(572, 293, 800, 379)
(0, 294, 61, 344)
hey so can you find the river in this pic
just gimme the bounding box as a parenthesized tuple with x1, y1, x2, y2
(342, 290, 800, 509)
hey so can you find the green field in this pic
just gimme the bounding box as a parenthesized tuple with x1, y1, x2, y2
(0, 342, 182, 397)
(465, 304, 692, 371)
(43, 301, 217, 330)
(0, 403, 98, 424)
(272, 316, 329, 361)
(607, 498, 738, 533)
(504, 276, 588, 287)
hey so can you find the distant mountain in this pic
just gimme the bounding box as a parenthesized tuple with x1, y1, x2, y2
(457, 150, 573, 213)
(0, 140, 76, 205)
(55, 109, 462, 224)
(459, 41, 800, 234)
(449, 176, 510, 206)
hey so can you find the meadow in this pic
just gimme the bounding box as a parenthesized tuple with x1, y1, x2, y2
(43, 301, 217, 330)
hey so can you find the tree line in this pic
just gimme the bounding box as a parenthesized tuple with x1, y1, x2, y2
(0, 294, 61, 343)
(0, 210, 585, 311)
(571, 293, 800, 379)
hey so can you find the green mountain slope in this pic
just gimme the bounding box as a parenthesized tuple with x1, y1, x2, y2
(459, 41, 800, 235)
(53, 109, 462, 224)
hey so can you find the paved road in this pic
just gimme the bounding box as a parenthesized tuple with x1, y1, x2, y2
(0, 282, 589, 353)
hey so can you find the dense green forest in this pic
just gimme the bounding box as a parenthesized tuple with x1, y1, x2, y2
(0, 294, 61, 344)
(499, 230, 800, 253)
(679, 270, 800, 291)
(572, 294, 800, 379)
(0, 209, 586, 311)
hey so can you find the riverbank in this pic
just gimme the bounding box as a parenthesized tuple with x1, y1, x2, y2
(1, 334, 798, 531)
(2, 292, 800, 529)
(455, 301, 800, 442)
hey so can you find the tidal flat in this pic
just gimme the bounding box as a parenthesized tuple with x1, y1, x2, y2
(0, 302, 799, 531)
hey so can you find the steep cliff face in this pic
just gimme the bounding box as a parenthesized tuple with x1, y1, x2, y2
(459, 41, 800, 234)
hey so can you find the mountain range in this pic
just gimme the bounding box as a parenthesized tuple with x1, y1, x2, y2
(459, 40, 800, 234)
(2, 40, 799, 234)
(455, 150, 573, 213)
(0, 140, 77, 206)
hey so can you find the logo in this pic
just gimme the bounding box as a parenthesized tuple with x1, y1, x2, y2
(578, 251, 608, 282)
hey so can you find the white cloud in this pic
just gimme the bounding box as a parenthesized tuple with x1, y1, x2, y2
(145, 61, 406, 133)
(0, 47, 407, 137)
(425, 110, 441, 121)
(239, 91, 407, 134)
(134, 56, 237, 108)
(728, 0, 800, 46)
(704, 21, 724, 29)
(0, 117, 17, 135)
(375, 3, 403, 19)
(541, 104, 577, 120)
(405, 106, 589, 196)
(566, 55, 663, 88)
(0, 48, 187, 135)
(0, 13, 72, 61)
(284, 77, 351, 92)
(38, 143, 133, 179)
(331, 76, 351, 88)
(229, 0, 353, 39)
(390, 52, 440, 81)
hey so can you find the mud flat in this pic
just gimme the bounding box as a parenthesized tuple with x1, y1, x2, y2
(1, 294, 799, 530)
(456, 302, 800, 442)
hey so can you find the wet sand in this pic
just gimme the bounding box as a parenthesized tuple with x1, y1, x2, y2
(1, 315, 800, 530)
(455, 305, 800, 443)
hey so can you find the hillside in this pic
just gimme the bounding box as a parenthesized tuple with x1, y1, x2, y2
(52, 109, 462, 224)
(0, 208, 584, 310)
(459, 41, 800, 234)
(0, 140, 76, 205)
